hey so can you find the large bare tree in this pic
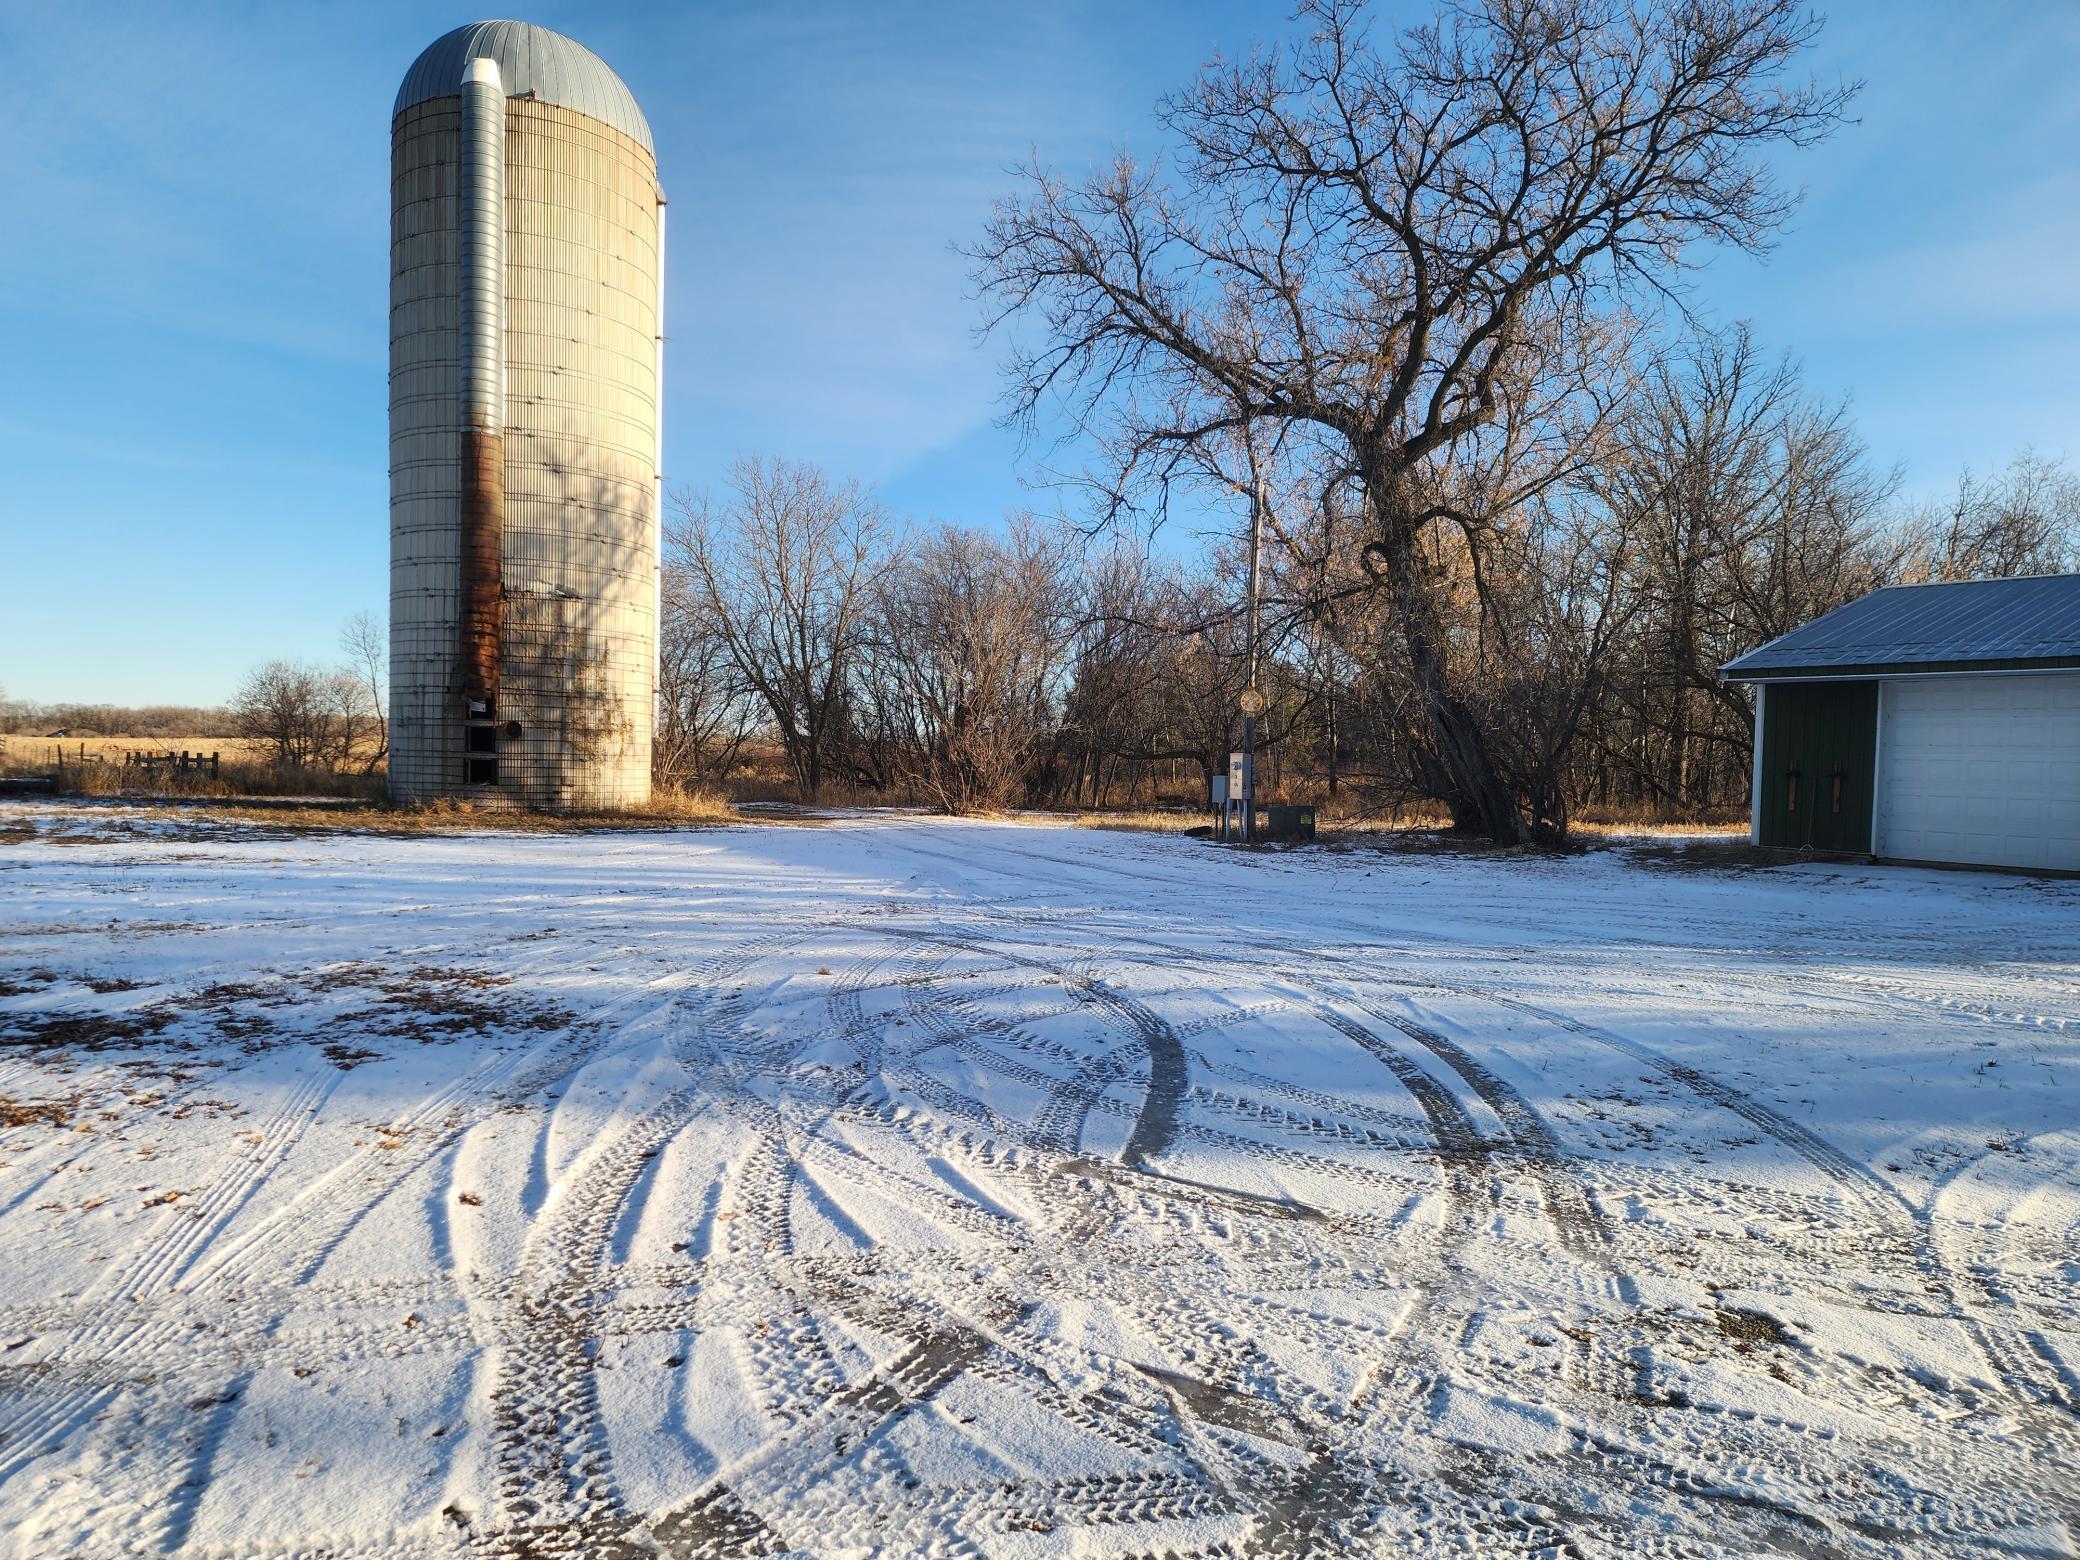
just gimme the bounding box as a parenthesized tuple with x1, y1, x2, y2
(654, 560, 758, 789)
(973, 0, 1854, 842)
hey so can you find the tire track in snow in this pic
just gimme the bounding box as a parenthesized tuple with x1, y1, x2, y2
(1156, 916, 2077, 1440)
(10, 819, 2072, 1554)
(0, 1061, 344, 1495)
(895, 904, 1989, 1541)
(640, 924, 1326, 1544)
(470, 926, 824, 1557)
(513, 931, 1054, 1554)
(659, 969, 1290, 1548)
(906, 902, 2063, 1555)
(1468, 984, 2080, 1440)
(865, 928, 1479, 1551)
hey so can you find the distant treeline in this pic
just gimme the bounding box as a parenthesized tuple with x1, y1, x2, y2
(0, 702, 236, 738)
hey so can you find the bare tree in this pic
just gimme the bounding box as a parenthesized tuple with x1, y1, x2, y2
(1050, 545, 1326, 806)
(340, 612, 388, 773)
(325, 669, 376, 771)
(230, 662, 338, 769)
(1900, 452, 2080, 583)
(865, 518, 1076, 812)
(655, 542, 758, 787)
(1053, 545, 1177, 805)
(672, 457, 893, 801)
(1589, 326, 1895, 811)
(973, 0, 1854, 843)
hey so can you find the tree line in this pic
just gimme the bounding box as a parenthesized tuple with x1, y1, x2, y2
(0, 701, 240, 739)
(659, 428, 2077, 826)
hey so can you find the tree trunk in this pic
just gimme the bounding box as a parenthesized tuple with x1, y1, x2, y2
(1369, 496, 1532, 847)
(1325, 686, 1339, 800)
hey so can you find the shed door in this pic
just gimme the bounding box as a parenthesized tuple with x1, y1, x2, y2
(1755, 680, 1877, 852)
(1877, 673, 2080, 870)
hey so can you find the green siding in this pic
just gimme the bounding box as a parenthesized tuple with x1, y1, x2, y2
(1756, 681, 1878, 851)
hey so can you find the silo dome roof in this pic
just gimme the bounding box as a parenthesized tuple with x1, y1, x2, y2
(395, 21, 653, 154)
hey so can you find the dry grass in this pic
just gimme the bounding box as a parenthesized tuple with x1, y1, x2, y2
(1571, 818, 1748, 840)
(3, 733, 391, 805)
(1073, 801, 1764, 866)
(93, 783, 744, 838)
(55, 765, 388, 804)
(1069, 809, 1208, 835)
(1570, 799, 1748, 838)
(0, 733, 259, 767)
(1072, 802, 1455, 838)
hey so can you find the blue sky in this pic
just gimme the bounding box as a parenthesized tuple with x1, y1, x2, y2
(2, 1, 2075, 706)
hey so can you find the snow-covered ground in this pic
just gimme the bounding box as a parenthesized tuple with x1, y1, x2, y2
(0, 802, 2075, 1557)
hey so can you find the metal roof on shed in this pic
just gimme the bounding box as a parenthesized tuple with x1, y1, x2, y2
(395, 21, 653, 154)
(1721, 574, 2080, 680)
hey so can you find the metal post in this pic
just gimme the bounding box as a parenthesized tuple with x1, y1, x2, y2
(1242, 479, 1264, 842)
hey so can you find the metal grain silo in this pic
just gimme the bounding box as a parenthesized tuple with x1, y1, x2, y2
(389, 21, 664, 810)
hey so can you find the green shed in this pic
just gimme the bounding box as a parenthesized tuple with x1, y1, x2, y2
(1722, 575, 2080, 871)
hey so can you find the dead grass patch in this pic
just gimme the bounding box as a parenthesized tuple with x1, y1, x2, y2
(1071, 809, 1209, 836)
(16, 784, 740, 840)
(1071, 808, 1561, 863)
(0, 970, 59, 1000)
(322, 1043, 384, 1070)
(3, 734, 258, 764)
(0, 1007, 182, 1052)
(0, 961, 579, 1072)
(0, 1095, 77, 1130)
(1071, 803, 1456, 838)
(311, 963, 575, 1051)
(1, 921, 205, 939)
(1715, 1306, 1793, 1347)
(1573, 819, 1748, 839)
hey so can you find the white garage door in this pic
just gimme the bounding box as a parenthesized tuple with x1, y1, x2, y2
(1877, 673, 2080, 870)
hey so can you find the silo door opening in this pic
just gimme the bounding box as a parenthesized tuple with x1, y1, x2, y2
(464, 699, 499, 786)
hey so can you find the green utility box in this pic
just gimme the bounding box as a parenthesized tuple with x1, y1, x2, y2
(1266, 804, 1317, 841)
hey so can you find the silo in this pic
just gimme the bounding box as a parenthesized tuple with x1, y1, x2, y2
(389, 21, 664, 810)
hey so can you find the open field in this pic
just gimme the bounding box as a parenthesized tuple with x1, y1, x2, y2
(0, 735, 260, 770)
(0, 804, 2075, 1555)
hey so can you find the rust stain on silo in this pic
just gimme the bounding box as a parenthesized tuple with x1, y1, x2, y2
(460, 429, 504, 704)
